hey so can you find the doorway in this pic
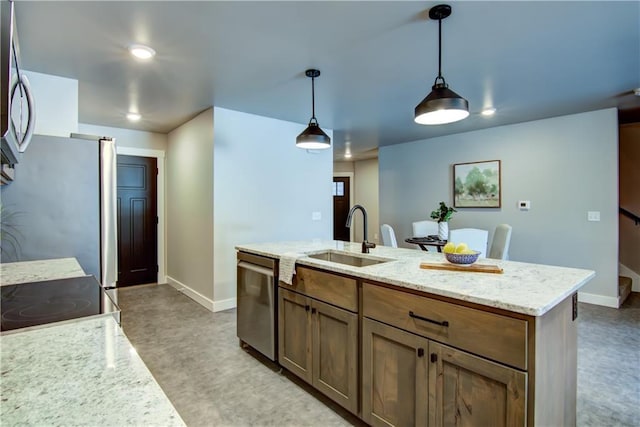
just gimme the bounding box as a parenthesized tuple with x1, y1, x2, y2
(117, 155, 158, 286)
(333, 176, 351, 241)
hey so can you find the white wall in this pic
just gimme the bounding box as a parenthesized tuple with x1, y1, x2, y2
(353, 158, 380, 244)
(22, 70, 78, 137)
(334, 161, 355, 173)
(213, 107, 333, 310)
(380, 108, 619, 305)
(78, 123, 167, 151)
(166, 109, 214, 305)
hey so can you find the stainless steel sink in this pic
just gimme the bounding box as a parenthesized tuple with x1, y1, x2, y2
(306, 250, 391, 267)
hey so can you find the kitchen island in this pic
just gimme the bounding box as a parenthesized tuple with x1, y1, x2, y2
(236, 240, 595, 426)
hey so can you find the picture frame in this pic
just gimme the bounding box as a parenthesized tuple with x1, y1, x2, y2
(453, 160, 501, 208)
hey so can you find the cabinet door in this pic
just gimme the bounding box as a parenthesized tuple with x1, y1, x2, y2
(362, 317, 429, 427)
(429, 342, 526, 427)
(278, 288, 312, 384)
(311, 299, 358, 415)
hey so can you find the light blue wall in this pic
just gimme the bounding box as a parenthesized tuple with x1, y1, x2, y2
(0, 135, 99, 278)
(213, 107, 333, 305)
(380, 108, 618, 302)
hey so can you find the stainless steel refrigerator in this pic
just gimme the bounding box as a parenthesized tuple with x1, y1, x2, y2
(0, 133, 117, 287)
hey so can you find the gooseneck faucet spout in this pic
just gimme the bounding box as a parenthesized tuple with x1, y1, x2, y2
(345, 204, 376, 253)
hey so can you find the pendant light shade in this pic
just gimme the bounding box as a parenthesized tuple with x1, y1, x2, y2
(297, 69, 331, 149)
(414, 4, 469, 125)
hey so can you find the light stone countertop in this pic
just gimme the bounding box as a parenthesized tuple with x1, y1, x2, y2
(236, 240, 595, 316)
(0, 316, 185, 427)
(0, 257, 86, 285)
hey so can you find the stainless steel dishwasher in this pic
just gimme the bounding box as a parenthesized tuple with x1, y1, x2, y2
(237, 251, 278, 361)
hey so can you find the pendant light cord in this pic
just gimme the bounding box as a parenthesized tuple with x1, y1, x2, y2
(438, 18, 442, 80)
(434, 17, 447, 87)
(310, 76, 317, 124)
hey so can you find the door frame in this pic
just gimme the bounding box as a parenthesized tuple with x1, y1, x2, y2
(333, 172, 355, 242)
(116, 146, 166, 284)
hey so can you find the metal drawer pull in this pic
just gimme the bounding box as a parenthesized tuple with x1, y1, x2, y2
(409, 311, 449, 327)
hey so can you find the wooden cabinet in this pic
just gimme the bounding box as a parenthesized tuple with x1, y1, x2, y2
(275, 264, 575, 427)
(430, 341, 526, 427)
(279, 268, 358, 414)
(363, 282, 528, 370)
(362, 281, 528, 427)
(362, 317, 429, 427)
(362, 317, 526, 427)
(312, 298, 358, 413)
(279, 287, 312, 383)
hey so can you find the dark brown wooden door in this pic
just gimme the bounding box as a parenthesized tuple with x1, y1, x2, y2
(117, 155, 157, 287)
(333, 176, 350, 241)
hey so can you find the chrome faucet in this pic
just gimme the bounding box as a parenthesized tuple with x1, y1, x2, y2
(345, 204, 376, 254)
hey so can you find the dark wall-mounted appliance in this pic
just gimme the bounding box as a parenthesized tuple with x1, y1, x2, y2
(1, 0, 36, 182)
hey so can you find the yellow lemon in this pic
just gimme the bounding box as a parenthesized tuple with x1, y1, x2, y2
(455, 243, 468, 253)
(443, 242, 456, 254)
(461, 249, 475, 254)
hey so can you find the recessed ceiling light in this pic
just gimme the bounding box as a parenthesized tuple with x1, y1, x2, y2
(128, 44, 156, 60)
(126, 112, 141, 122)
(481, 107, 497, 116)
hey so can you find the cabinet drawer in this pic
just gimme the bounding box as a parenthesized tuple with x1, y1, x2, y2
(362, 283, 528, 370)
(280, 267, 358, 312)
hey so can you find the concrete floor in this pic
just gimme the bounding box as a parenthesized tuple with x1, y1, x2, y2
(116, 285, 640, 427)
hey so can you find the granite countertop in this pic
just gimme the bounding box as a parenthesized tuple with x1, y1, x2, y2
(0, 258, 86, 285)
(0, 316, 185, 426)
(236, 240, 595, 316)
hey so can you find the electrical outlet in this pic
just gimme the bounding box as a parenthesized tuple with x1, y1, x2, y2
(587, 211, 600, 222)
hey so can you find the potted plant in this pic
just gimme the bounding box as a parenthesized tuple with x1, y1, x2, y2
(0, 204, 23, 261)
(430, 201, 456, 240)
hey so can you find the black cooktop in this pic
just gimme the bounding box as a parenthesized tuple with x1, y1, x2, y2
(1, 275, 120, 332)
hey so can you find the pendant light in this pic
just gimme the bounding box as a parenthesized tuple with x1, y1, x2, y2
(414, 4, 469, 125)
(296, 69, 331, 149)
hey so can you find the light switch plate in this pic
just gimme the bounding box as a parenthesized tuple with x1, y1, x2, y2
(587, 211, 600, 221)
(312, 211, 322, 221)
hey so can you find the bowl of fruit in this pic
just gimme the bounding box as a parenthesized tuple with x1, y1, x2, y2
(442, 242, 480, 265)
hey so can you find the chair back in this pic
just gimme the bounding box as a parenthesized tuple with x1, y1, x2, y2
(412, 220, 439, 237)
(380, 224, 398, 248)
(488, 224, 512, 260)
(448, 228, 489, 258)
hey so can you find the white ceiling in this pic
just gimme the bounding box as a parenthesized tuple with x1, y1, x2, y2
(14, 1, 640, 160)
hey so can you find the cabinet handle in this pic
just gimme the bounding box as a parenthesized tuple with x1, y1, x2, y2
(305, 305, 310, 312)
(409, 311, 449, 327)
(430, 353, 438, 363)
(311, 307, 316, 314)
(417, 348, 425, 358)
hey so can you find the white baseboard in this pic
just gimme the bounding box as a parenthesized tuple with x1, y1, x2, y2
(578, 291, 619, 308)
(619, 263, 639, 292)
(166, 276, 214, 312)
(213, 297, 237, 312)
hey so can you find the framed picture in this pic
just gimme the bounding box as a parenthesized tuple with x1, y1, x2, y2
(453, 160, 501, 208)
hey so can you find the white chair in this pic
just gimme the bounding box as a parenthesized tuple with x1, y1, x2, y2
(488, 224, 512, 260)
(448, 228, 489, 258)
(380, 224, 398, 248)
(412, 220, 439, 237)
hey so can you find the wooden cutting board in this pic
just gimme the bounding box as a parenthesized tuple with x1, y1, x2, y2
(420, 262, 504, 274)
